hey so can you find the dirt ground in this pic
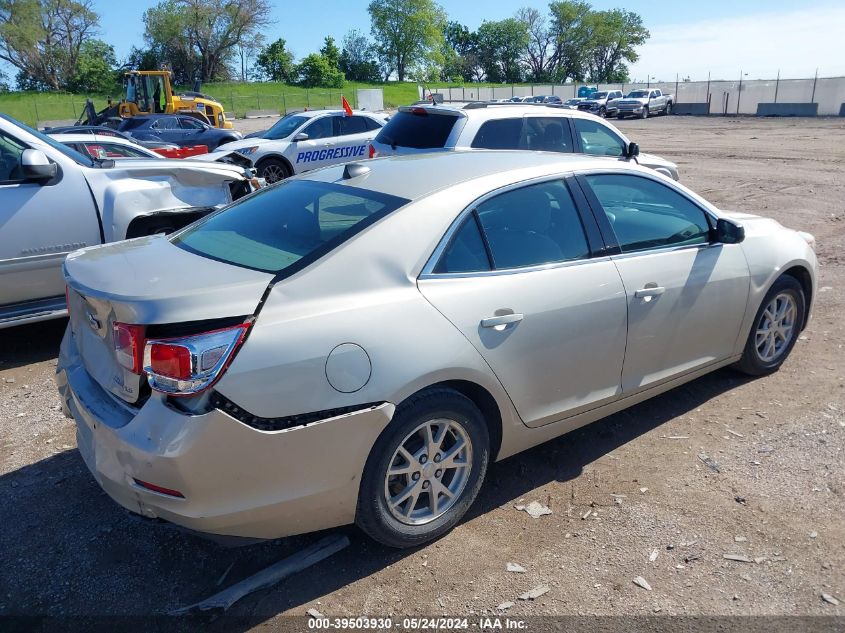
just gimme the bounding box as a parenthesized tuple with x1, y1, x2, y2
(1, 116, 843, 628)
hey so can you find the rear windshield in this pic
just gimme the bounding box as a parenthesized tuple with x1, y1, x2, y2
(172, 180, 409, 275)
(375, 110, 459, 149)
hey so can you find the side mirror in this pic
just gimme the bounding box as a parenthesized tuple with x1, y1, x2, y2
(625, 142, 640, 158)
(21, 149, 57, 183)
(292, 132, 309, 142)
(716, 218, 745, 244)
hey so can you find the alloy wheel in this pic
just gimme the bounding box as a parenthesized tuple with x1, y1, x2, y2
(383, 418, 473, 526)
(755, 292, 797, 362)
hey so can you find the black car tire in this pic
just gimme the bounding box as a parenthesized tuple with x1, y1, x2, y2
(735, 275, 805, 376)
(356, 388, 489, 549)
(256, 157, 291, 184)
(639, 106, 649, 119)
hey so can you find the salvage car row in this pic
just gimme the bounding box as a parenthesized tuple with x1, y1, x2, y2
(1, 102, 818, 551)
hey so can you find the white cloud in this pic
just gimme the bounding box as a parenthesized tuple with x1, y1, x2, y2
(629, 5, 845, 82)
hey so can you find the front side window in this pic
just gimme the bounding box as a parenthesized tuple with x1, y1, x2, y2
(303, 116, 334, 140)
(573, 119, 625, 157)
(523, 117, 574, 153)
(0, 131, 26, 181)
(173, 180, 409, 274)
(585, 174, 711, 253)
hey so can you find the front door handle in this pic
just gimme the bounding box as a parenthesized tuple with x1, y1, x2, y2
(635, 285, 666, 298)
(481, 313, 524, 328)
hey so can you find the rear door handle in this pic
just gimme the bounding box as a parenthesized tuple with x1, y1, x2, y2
(635, 285, 666, 298)
(481, 313, 524, 328)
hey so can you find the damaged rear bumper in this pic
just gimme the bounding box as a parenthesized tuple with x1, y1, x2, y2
(56, 325, 394, 540)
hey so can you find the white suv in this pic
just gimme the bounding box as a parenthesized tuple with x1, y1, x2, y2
(370, 103, 679, 180)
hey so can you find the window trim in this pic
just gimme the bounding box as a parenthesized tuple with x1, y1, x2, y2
(420, 174, 600, 279)
(575, 170, 718, 257)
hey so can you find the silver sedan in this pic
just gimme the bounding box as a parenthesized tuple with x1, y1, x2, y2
(57, 152, 817, 547)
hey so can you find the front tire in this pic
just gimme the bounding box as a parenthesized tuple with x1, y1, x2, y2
(735, 275, 805, 376)
(639, 106, 649, 119)
(256, 157, 291, 184)
(599, 106, 607, 118)
(356, 388, 489, 548)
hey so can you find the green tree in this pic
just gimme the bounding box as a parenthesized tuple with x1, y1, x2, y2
(547, 0, 592, 82)
(0, 0, 99, 90)
(583, 9, 647, 82)
(339, 29, 380, 83)
(476, 18, 528, 83)
(256, 37, 296, 82)
(517, 7, 554, 82)
(367, 0, 446, 81)
(297, 53, 344, 88)
(441, 21, 480, 82)
(67, 39, 117, 93)
(320, 36, 341, 71)
(143, 0, 273, 83)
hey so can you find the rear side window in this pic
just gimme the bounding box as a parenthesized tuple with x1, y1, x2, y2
(433, 216, 491, 274)
(585, 174, 710, 253)
(338, 116, 368, 136)
(375, 111, 459, 149)
(173, 180, 409, 274)
(476, 180, 589, 268)
(471, 119, 522, 149)
(523, 117, 574, 153)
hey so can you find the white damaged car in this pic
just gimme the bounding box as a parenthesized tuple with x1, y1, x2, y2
(0, 113, 259, 328)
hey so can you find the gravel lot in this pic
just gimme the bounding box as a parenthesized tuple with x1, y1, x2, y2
(1, 115, 843, 627)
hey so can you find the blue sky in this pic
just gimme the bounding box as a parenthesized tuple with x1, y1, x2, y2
(37, 1, 845, 81)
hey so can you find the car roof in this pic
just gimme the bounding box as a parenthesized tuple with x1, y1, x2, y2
(51, 133, 144, 145)
(400, 103, 604, 122)
(292, 109, 384, 119)
(302, 150, 648, 201)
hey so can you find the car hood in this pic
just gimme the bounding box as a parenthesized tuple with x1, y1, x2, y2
(80, 159, 252, 242)
(216, 138, 278, 152)
(637, 152, 679, 179)
(64, 235, 273, 404)
(619, 98, 649, 103)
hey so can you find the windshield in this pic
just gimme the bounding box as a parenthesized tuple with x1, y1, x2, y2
(263, 114, 309, 140)
(592, 92, 608, 99)
(172, 180, 409, 275)
(1, 113, 95, 167)
(627, 91, 649, 98)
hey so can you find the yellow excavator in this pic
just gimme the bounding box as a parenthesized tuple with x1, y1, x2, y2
(78, 70, 233, 129)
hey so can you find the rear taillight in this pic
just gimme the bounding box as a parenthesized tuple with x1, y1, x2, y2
(143, 323, 250, 396)
(113, 322, 146, 374)
(368, 144, 377, 159)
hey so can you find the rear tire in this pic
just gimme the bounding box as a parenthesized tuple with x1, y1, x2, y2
(664, 102, 673, 115)
(356, 388, 489, 549)
(735, 275, 805, 376)
(256, 157, 291, 184)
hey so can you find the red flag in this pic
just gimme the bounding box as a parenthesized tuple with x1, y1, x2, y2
(341, 95, 353, 116)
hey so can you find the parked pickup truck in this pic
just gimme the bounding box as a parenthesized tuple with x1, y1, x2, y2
(616, 89, 674, 119)
(0, 113, 258, 328)
(576, 90, 624, 117)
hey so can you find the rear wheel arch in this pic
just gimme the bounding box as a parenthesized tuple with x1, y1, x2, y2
(396, 380, 503, 462)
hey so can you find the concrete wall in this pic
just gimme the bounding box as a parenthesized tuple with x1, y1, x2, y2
(431, 75, 845, 115)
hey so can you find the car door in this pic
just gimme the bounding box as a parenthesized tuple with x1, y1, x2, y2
(578, 172, 750, 393)
(0, 131, 101, 308)
(331, 115, 378, 163)
(287, 114, 341, 173)
(417, 178, 628, 428)
(178, 117, 209, 146)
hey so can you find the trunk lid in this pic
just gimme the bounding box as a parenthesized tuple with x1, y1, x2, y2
(64, 235, 273, 404)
